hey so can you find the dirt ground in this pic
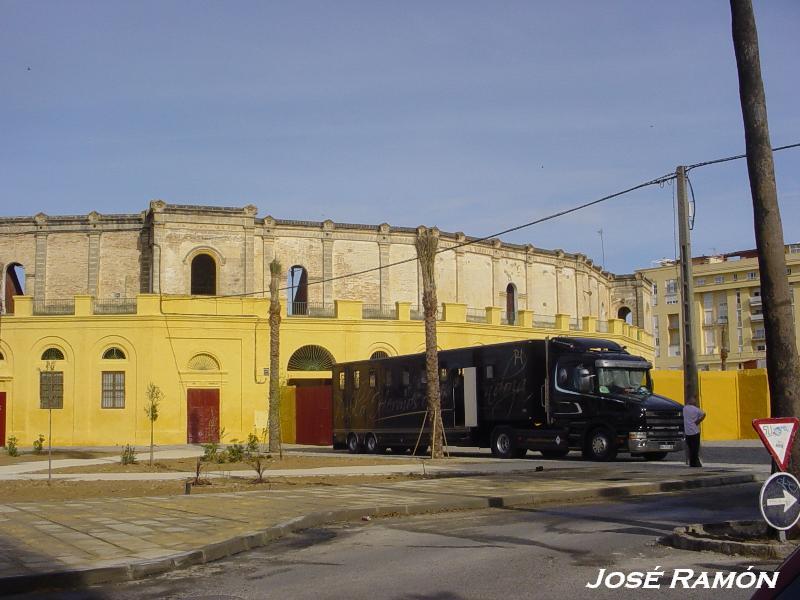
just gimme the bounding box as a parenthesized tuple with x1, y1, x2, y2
(0, 473, 427, 503)
(0, 450, 116, 466)
(50, 455, 415, 474)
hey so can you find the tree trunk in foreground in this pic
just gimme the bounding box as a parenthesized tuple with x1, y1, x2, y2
(415, 227, 445, 459)
(731, 0, 800, 475)
(268, 259, 283, 456)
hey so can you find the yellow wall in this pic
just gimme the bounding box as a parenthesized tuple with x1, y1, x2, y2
(1, 294, 652, 447)
(280, 386, 296, 444)
(652, 369, 771, 441)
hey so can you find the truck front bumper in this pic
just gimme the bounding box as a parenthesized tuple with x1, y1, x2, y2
(628, 435, 684, 454)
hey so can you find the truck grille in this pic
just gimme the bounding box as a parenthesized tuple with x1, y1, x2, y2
(644, 410, 683, 438)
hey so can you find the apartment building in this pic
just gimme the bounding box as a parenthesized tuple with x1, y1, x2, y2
(638, 244, 800, 370)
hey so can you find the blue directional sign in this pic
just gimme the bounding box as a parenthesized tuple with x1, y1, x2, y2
(759, 472, 800, 531)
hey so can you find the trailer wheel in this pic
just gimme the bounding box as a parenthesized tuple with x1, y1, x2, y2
(346, 433, 362, 454)
(364, 433, 381, 454)
(582, 428, 617, 462)
(643, 452, 668, 461)
(490, 428, 514, 459)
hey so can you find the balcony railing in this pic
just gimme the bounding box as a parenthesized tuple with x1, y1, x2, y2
(362, 304, 396, 320)
(749, 296, 762, 308)
(33, 299, 75, 315)
(668, 346, 681, 357)
(288, 302, 335, 317)
(410, 306, 440, 321)
(533, 315, 556, 328)
(93, 298, 137, 314)
(466, 308, 486, 323)
(750, 313, 764, 322)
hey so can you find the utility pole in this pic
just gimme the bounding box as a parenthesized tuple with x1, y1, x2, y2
(676, 166, 700, 406)
(731, 0, 800, 475)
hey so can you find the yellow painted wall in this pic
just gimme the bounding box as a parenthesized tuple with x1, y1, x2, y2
(280, 386, 296, 444)
(652, 369, 771, 441)
(1, 294, 652, 447)
(737, 369, 771, 439)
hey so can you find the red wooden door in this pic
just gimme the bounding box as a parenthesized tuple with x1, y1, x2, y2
(0, 393, 6, 447)
(187, 389, 220, 444)
(295, 385, 332, 446)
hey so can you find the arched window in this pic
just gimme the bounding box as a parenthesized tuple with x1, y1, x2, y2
(102, 347, 126, 360)
(41, 348, 65, 361)
(617, 306, 633, 325)
(188, 353, 220, 371)
(191, 254, 216, 295)
(287, 345, 335, 371)
(370, 350, 389, 360)
(506, 283, 517, 325)
(287, 265, 308, 315)
(3, 263, 25, 315)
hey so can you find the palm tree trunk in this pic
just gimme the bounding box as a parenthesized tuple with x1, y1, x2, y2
(731, 0, 800, 475)
(415, 227, 444, 458)
(268, 259, 283, 456)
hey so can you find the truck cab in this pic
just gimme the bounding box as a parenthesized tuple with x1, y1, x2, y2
(548, 337, 684, 461)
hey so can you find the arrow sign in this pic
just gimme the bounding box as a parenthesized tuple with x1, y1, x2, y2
(753, 417, 799, 471)
(759, 472, 800, 531)
(766, 490, 798, 513)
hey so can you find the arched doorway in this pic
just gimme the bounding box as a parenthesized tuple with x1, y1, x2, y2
(287, 344, 335, 446)
(287, 265, 308, 315)
(506, 283, 517, 325)
(617, 306, 633, 325)
(2, 263, 25, 314)
(191, 254, 216, 295)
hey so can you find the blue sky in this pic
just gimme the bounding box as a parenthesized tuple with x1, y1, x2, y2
(2, 1, 798, 274)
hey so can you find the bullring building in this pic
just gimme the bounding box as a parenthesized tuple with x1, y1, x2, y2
(0, 202, 653, 448)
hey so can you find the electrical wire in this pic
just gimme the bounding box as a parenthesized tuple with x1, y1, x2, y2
(217, 170, 677, 299)
(685, 142, 800, 172)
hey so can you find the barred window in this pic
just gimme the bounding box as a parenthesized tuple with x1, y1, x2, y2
(102, 371, 125, 408)
(40, 371, 64, 409)
(102, 347, 126, 360)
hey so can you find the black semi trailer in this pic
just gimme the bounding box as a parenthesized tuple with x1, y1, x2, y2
(332, 337, 684, 461)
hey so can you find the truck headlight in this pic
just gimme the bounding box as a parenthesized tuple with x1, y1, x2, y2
(629, 431, 647, 440)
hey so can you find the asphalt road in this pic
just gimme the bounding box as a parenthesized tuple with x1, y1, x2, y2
(20, 481, 780, 600)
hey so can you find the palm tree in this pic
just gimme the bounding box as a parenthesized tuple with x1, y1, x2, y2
(415, 227, 445, 458)
(268, 258, 283, 456)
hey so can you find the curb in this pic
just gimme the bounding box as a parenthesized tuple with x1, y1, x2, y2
(661, 519, 797, 559)
(0, 472, 760, 596)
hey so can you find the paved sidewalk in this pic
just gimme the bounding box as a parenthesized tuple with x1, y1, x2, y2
(0, 463, 763, 595)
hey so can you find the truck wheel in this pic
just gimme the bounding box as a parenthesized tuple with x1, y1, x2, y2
(490, 428, 514, 459)
(540, 448, 570, 459)
(583, 428, 617, 462)
(364, 433, 381, 454)
(643, 452, 668, 461)
(347, 433, 362, 454)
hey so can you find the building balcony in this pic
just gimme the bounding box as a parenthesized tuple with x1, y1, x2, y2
(668, 346, 681, 357)
(750, 313, 764, 322)
(749, 296, 762, 308)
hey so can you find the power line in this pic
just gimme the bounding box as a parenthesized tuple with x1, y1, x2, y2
(165, 140, 800, 302)
(686, 141, 800, 172)
(211, 170, 676, 300)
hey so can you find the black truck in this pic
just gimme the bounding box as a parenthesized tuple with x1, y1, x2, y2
(332, 336, 684, 461)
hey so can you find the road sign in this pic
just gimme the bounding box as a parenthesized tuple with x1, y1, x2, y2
(753, 417, 799, 471)
(760, 472, 800, 531)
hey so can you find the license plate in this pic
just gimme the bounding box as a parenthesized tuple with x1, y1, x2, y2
(659, 444, 674, 450)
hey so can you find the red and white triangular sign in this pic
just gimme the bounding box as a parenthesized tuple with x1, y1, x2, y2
(753, 418, 800, 471)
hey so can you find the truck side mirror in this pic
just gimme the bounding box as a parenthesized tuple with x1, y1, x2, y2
(576, 368, 594, 394)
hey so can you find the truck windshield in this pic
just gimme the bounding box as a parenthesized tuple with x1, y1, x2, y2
(597, 368, 651, 395)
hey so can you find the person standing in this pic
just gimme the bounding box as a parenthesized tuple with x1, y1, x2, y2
(683, 399, 706, 468)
